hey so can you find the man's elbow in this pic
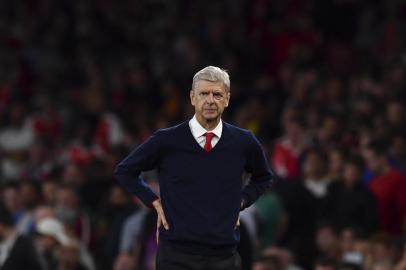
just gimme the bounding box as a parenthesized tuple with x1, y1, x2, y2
(113, 163, 127, 177)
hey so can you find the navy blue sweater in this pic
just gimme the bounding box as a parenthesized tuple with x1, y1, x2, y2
(114, 121, 273, 246)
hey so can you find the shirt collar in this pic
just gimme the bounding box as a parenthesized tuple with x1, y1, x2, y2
(189, 115, 222, 139)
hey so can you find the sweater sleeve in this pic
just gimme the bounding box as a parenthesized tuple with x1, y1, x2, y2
(241, 132, 273, 209)
(114, 131, 162, 207)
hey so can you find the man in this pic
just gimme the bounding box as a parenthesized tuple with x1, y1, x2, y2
(35, 217, 70, 270)
(363, 140, 406, 235)
(324, 156, 377, 234)
(114, 66, 273, 270)
(0, 203, 43, 270)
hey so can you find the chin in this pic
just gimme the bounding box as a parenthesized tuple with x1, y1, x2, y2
(203, 114, 219, 121)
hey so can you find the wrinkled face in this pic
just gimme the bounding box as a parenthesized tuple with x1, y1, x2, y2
(190, 80, 230, 123)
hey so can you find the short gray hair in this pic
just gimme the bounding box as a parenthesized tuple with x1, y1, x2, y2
(192, 66, 230, 92)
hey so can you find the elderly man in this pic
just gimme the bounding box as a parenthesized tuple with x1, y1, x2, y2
(115, 66, 273, 270)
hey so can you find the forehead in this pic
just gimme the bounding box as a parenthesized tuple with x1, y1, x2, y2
(194, 80, 226, 92)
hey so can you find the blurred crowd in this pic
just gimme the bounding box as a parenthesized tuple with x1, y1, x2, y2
(0, 0, 406, 269)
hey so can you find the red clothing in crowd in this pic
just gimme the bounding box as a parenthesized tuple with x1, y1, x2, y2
(368, 168, 406, 235)
(271, 137, 301, 180)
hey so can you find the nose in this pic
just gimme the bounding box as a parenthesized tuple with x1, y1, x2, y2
(205, 93, 215, 103)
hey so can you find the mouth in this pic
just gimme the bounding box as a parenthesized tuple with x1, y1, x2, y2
(204, 109, 217, 113)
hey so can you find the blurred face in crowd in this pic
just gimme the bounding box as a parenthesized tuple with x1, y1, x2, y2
(285, 120, 304, 145)
(386, 102, 403, 126)
(319, 116, 339, 142)
(363, 149, 385, 174)
(109, 185, 130, 206)
(340, 228, 356, 252)
(316, 226, 337, 253)
(343, 163, 361, 187)
(2, 186, 21, 213)
(304, 152, 326, 179)
(391, 136, 405, 159)
(33, 205, 55, 223)
(329, 150, 344, 176)
(190, 80, 230, 126)
(42, 181, 59, 205)
(62, 163, 85, 187)
(57, 242, 81, 269)
(36, 234, 58, 254)
(55, 188, 79, 224)
(56, 188, 78, 210)
(19, 183, 41, 210)
(371, 241, 391, 262)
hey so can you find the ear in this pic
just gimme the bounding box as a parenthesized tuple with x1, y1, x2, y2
(224, 91, 231, 107)
(190, 90, 196, 106)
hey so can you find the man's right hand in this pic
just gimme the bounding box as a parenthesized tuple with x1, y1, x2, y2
(152, 199, 169, 244)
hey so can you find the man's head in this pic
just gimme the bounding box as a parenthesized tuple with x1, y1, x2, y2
(190, 66, 231, 126)
(35, 217, 69, 253)
(316, 222, 338, 254)
(343, 156, 364, 187)
(363, 140, 389, 174)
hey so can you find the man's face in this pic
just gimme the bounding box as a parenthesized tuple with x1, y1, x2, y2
(363, 149, 383, 174)
(343, 164, 361, 186)
(190, 80, 230, 123)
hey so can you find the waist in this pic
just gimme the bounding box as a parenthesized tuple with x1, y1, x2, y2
(159, 239, 237, 256)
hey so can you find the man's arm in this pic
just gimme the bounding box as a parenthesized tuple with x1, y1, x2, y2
(241, 132, 273, 209)
(114, 131, 161, 208)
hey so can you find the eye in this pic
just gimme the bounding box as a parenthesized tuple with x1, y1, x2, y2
(213, 92, 223, 99)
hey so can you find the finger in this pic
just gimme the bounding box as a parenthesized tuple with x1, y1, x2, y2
(160, 213, 170, 230)
(234, 215, 240, 229)
(156, 207, 169, 230)
(156, 227, 160, 244)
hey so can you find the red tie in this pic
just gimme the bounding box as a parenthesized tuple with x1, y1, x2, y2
(204, 132, 214, 152)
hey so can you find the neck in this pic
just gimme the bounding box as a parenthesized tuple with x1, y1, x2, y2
(195, 115, 220, 131)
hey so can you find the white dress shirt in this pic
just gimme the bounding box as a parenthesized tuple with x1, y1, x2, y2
(188, 115, 222, 149)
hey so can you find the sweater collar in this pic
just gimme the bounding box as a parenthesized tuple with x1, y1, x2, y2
(189, 115, 222, 139)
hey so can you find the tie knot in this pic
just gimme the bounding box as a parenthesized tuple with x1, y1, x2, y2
(205, 132, 214, 140)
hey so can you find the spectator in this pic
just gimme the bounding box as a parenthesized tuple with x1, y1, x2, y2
(35, 217, 70, 270)
(16, 181, 43, 234)
(55, 238, 88, 270)
(97, 185, 135, 270)
(255, 189, 285, 249)
(272, 115, 306, 181)
(364, 140, 406, 235)
(315, 222, 339, 260)
(327, 148, 345, 182)
(55, 185, 91, 247)
(303, 150, 330, 200)
(0, 203, 43, 270)
(324, 157, 378, 234)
